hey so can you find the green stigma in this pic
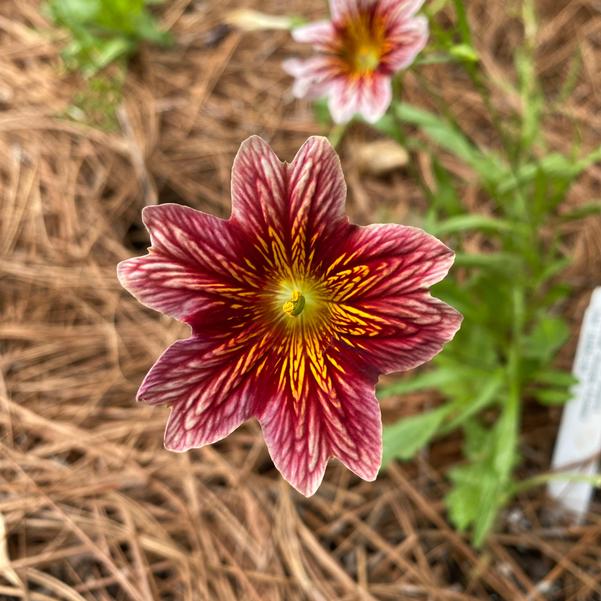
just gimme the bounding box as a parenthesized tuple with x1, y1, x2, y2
(282, 290, 305, 317)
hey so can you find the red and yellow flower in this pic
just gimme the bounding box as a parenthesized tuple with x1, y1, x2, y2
(118, 136, 461, 495)
(284, 0, 428, 123)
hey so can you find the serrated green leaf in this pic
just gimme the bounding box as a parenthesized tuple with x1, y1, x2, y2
(446, 460, 504, 545)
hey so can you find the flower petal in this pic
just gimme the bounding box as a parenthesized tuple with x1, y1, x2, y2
(327, 77, 363, 124)
(287, 136, 347, 228)
(379, 0, 425, 20)
(358, 74, 392, 123)
(256, 339, 381, 496)
(283, 57, 340, 100)
(326, 224, 456, 301)
(331, 294, 462, 373)
(118, 204, 257, 324)
(138, 336, 259, 450)
(382, 15, 429, 71)
(329, 0, 375, 22)
(291, 21, 338, 50)
(231, 136, 348, 274)
(230, 135, 288, 235)
(325, 223, 461, 373)
(326, 75, 392, 124)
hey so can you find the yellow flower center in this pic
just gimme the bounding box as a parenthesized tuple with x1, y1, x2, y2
(276, 279, 325, 323)
(354, 44, 381, 72)
(282, 290, 305, 317)
(340, 15, 386, 75)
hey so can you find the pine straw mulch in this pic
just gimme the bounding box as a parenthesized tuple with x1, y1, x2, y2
(1, 0, 601, 599)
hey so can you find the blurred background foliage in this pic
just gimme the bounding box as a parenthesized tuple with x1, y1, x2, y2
(46, 0, 170, 76)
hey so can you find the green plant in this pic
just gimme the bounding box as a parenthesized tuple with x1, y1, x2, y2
(370, 2, 601, 546)
(46, 0, 170, 77)
(65, 71, 126, 131)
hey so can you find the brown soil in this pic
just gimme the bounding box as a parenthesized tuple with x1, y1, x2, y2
(1, 1, 601, 600)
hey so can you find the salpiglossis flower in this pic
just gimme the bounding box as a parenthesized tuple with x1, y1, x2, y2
(117, 136, 461, 496)
(284, 0, 428, 123)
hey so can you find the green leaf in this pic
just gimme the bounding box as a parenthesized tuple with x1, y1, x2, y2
(534, 369, 577, 388)
(454, 252, 521, 271)
(442, 371, 504, 433)
(430, 214, 518, 236)
(446, 406, 519, 547)
(378, 367, 461, 398)
(431, 158, 463, 215)
(89, 37, 131, 74)
(447, 463, 502, 542)
(493, 397, 519, 479)
(449, 43, 479, 63)
(393, 102, 507, 185)
(533, 387, 573, 405)
(499, 148, 601, 197)
(45, 0, 168, 75)
(522, 316, 570, 362)
(533, 257, 570, 287)
(382, 405, 452, 465)
(559, 201, 601, 221)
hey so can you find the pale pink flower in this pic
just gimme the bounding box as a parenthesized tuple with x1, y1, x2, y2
(284, 0, 428, 123)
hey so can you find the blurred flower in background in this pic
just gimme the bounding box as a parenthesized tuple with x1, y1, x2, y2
(117, 136, 461, 496)
(284, 0, 428, 123)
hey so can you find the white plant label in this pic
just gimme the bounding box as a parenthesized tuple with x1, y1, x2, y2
(548, 287, 601, 521)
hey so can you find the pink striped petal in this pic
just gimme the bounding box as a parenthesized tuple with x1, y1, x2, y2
(382, 15, 429, 71)
(231, 136, 347, 270)
(325, 224, 462, 373)
(327, 224, 457, 299)
(359, 74, 392, 123)
(287, 136, 347, 228)
(138, 336, 257, 450)
(117, 204, 255, 324)
(230, 135, 287, 234)
(379, 0, 425, 21)
(283, 57, 340, 100)
(327, 77, 363, 124)
(328, 75, 392, 124)
(332, 294, 462, 374)
(257, 352, 381, 496)
(291, 21, 338, 50)
(329, 0, 375, 22)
